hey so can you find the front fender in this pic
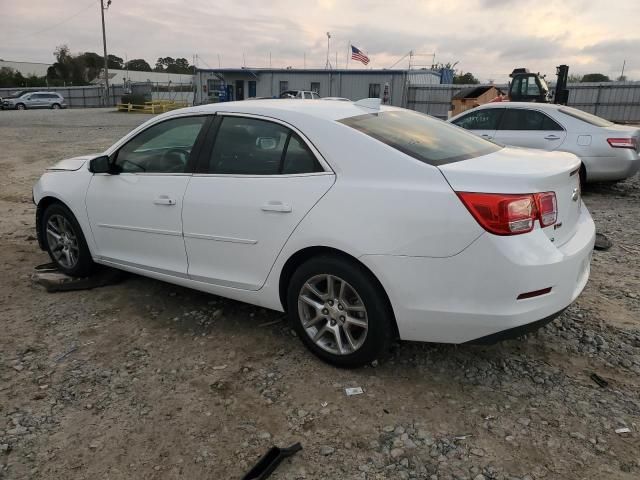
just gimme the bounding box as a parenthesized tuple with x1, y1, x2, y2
(33, 168, 97, 255)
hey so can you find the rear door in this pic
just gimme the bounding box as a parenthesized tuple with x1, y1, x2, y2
(451, 107, 504, 141)
(182, 113, 335, 290)
(493, 108, 567, 151)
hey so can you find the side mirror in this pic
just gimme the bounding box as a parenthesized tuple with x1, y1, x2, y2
(88, 155, 114, 174)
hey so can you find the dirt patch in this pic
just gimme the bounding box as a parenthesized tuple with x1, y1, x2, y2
(1, 108, 639, 479)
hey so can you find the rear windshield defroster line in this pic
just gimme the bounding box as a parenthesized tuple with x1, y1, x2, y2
(339, 110, 501, 166)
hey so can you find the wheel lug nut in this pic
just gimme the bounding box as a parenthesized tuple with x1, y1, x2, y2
(328, 300, 334, 306)
(338, 304, 343, 310)
(340, 316, 345, 321)
(330, 319, 336, 326)
(322, 309, 328, 315)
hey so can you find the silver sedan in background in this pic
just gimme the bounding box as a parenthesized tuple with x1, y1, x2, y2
(449, 102, 640, 183)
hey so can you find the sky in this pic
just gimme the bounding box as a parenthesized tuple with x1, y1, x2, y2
(1, 0, 638, 83)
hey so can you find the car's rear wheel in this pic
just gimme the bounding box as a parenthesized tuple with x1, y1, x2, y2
(287, 255, 394, 368)
(16, 103, 26, 110)
(42, 203, 94, 277)
(51, 103, 61, 110)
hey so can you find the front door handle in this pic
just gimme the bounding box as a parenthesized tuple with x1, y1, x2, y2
(544, 135, 561, 140)
(153, 195, 176, 206)
(481, 134, 493, 139)
(261, 201, 292, 213)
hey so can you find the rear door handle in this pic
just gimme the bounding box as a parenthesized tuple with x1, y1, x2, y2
(544, 135, 561, 140)
(481, 134, 493, 139)
(153, 195, 176, 206)
(261, 201, 292, 213)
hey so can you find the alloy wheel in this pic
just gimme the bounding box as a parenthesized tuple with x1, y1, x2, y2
(297, 274, 368, 355)
(46, 214, 80, 269)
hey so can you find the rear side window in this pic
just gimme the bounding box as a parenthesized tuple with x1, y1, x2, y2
(339, 110, 501, 166)
(559, 107, 613, 127)
(499, 109, 563, 131)
(453, 108, 504, 130)
(207, 116, 323, 175)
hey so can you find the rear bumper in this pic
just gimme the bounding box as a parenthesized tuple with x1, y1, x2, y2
(360, 204, 595, 344)
(582, 151, 640, 182)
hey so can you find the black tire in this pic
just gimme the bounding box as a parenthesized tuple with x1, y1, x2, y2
(287, 255, 394, 368)
(579, 163, 587, 188)
(51, 103, 61, 110)
(16, 103, 26, 110)
(42, 202, 95, 277)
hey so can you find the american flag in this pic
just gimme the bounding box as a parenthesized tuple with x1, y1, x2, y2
(351, 45, 370, 65)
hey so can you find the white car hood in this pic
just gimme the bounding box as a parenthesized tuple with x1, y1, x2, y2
(47, 155, 98, 171)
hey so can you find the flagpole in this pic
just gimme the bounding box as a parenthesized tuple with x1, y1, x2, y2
(347, 40, 350, 69)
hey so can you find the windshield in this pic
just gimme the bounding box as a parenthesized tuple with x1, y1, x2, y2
(559, 107, 614, 127)
(339, 110, 502, 166)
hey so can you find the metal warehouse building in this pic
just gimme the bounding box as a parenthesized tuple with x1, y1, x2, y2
(193, 68, 441, 106)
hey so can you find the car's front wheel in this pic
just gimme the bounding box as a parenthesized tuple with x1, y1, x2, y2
(42, 203, 94, 277)
(16, 103, 26, 110)
(287, 255, 394, 368)
(51, 103, 61, 110)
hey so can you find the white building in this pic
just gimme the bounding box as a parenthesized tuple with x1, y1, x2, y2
(194, 68, 441, 106)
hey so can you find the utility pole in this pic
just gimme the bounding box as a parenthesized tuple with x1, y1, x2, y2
(100, 0, 111, 106)
(325, 32, 331, 69)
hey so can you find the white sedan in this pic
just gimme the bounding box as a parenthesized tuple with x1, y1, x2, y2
(449, 102, 640, 183)
(33, 100, 595, 367)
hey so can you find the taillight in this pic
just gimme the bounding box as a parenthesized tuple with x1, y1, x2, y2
(535, 191, 557, 227)
(457, 191, 557, 236)
(607, 137, 637, 149)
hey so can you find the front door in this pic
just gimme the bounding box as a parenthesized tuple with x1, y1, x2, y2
(86, 115, 209, 275)
(182, 114, 334, 290)
(28, 94, 47, 108)
(235, 80, 244, 101)
(493, 108, 567, 151)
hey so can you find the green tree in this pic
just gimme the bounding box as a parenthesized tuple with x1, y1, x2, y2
(124, 59, 152, 72)
(581, 73, 610, 82)
(107, 54, 124, 69)
(155, 56, 192, 74)
(453, 72, 480, 84)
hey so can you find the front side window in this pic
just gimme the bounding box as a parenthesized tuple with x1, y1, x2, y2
(499, 109, 563, 131)
(115, 116, 207, 173)
(369, 84, 381, 98)
(207, 116, 322, 175)
(340, 110, 501, 166)
(453, 108, 504, 130)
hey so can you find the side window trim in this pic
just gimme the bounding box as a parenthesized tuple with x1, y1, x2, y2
(194, 112, 333, 176)
(109, 114, 213, 175)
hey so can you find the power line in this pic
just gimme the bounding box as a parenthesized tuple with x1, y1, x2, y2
(6, 0, 99, 43)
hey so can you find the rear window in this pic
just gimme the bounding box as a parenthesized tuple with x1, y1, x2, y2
(559, 107, 613, 127)
(339, 110, 501, 166)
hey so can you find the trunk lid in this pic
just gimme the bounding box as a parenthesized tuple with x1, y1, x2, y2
(438, 146, 582, 246)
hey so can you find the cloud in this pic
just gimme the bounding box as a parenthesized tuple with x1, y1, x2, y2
(1, 0, 639, 82)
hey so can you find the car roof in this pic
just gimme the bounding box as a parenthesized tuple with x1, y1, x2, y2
(172, 99, 402, 122)
(475, 101, 564, 111)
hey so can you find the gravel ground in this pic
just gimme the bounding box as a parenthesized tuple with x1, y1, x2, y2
(0, 108, 639, 480)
